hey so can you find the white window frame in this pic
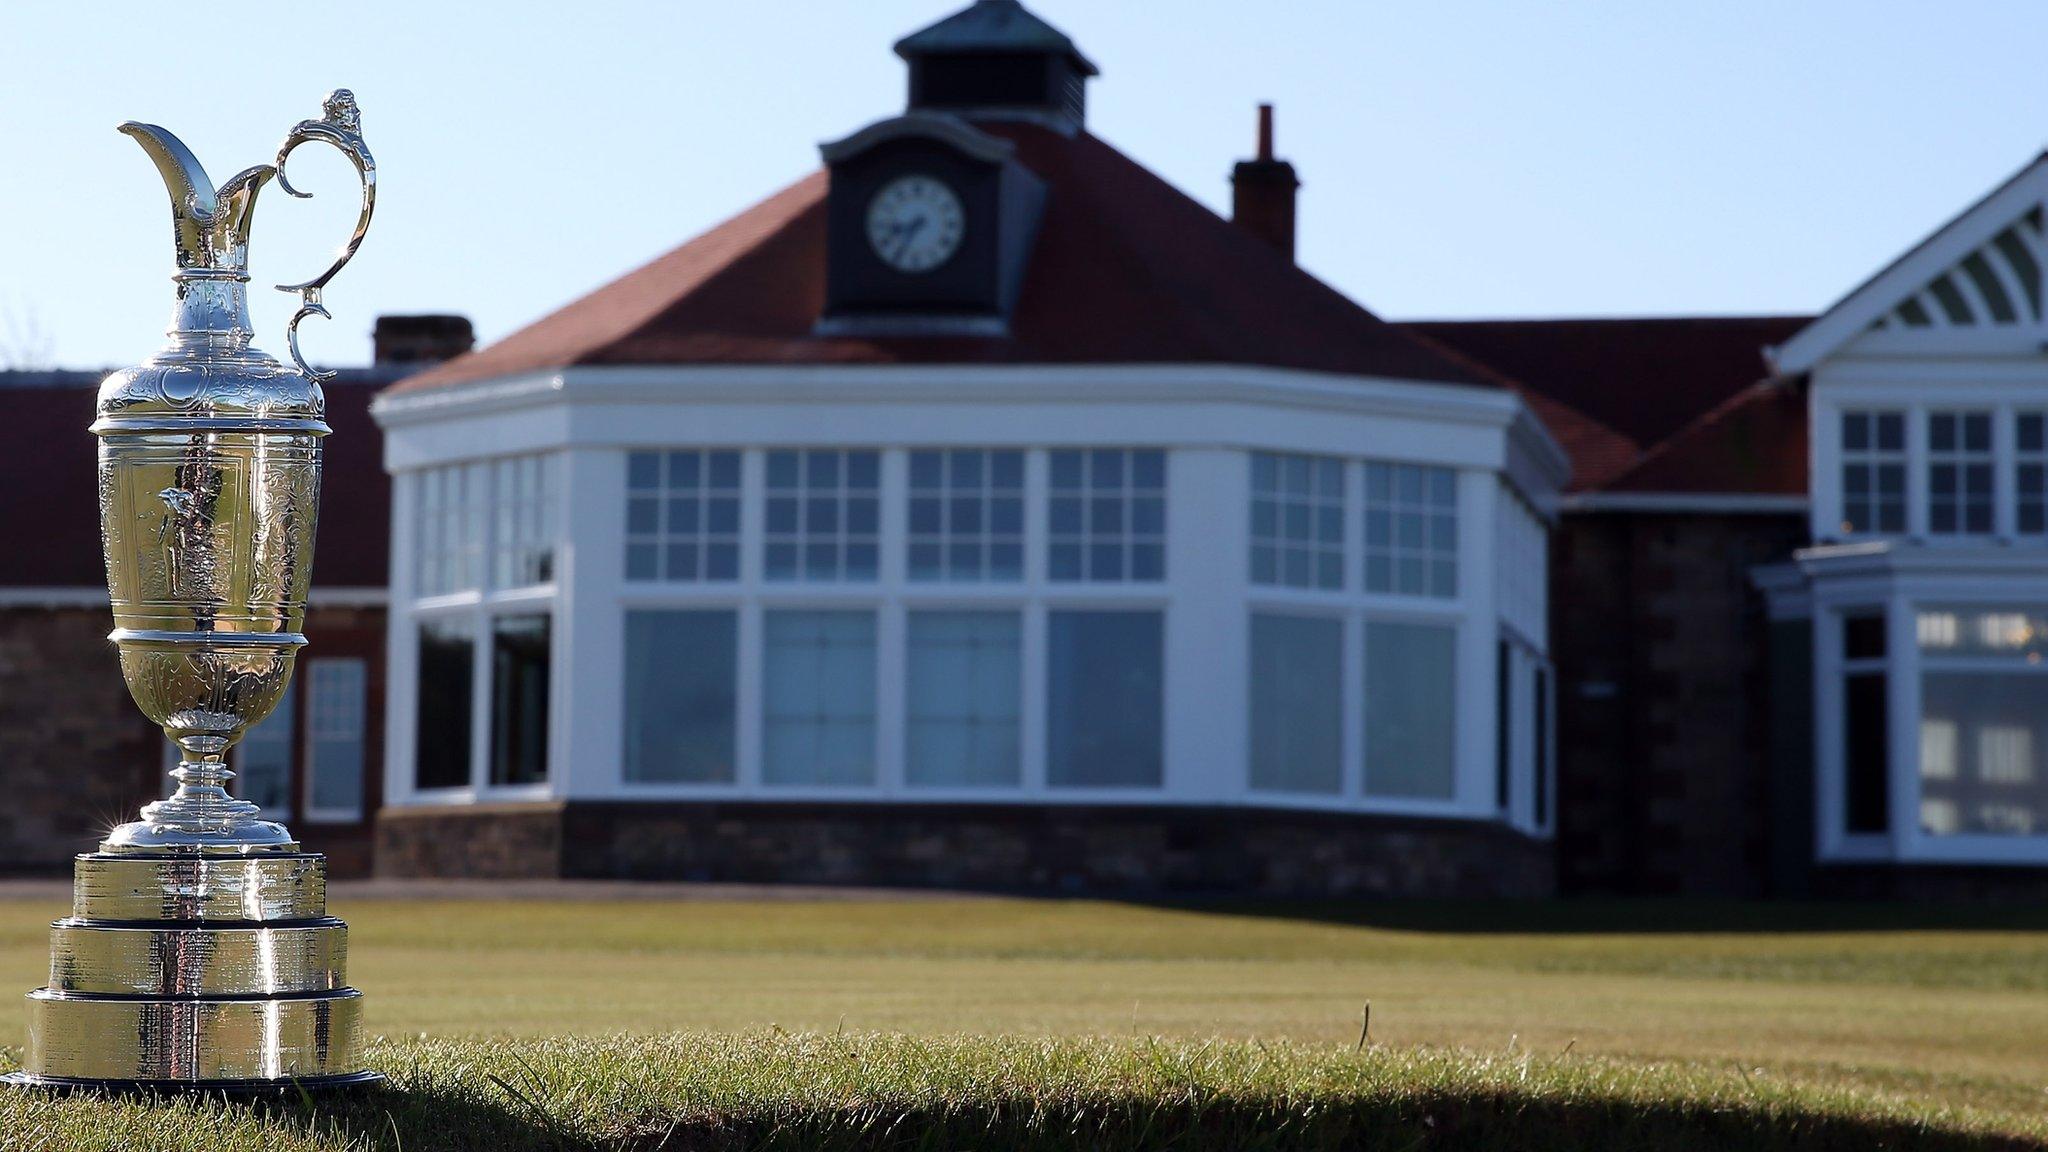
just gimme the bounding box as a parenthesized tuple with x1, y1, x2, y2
(1362, 460, 1459, 599)
(1924, 409, 1994, 537)
(378, 389, 1555, 837)
(396, 451, 564, 805)
(1813, 581, 2048, 868)
(906, 447, 1027, 583)
(2015, 410, 2048, 536)
(763, 447, 882, 583)
(1249, 451, 1345, 591)
(624, 448, 743, 584)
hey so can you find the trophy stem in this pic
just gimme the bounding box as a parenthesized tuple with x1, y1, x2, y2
(145, 736, 260, 830)
(102, 735, 294, 853)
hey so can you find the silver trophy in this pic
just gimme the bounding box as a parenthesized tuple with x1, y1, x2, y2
(5, 92, 380, 1091)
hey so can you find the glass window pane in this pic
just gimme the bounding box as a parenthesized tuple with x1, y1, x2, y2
(1921, 673, 2048, 836)
(763, 611, 875, 785)
(1249, 614, 1342, 793)
(1364, 621, 1455, 798)
(237, 680, 296, 815)
(305, 660, 366, 819)
(1362, 462, 1455, 597)
(907, 612, 1021, 787)
(1845, 672, 1889, 834)
(1049, 449, 1166, 583)
(1047, 612, 1162, 787)
(765, 450, 877, 583)
(1250, 452, 1344, 590)
(1924, 410, 1990, 538)
(624, 611, 736, 783)
(489, 615, 550, 786)
(415, 620, 473, 790)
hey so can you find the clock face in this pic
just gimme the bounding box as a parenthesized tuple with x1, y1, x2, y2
(865, 175, 966, 273)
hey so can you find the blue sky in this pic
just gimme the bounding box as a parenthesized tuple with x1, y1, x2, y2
(3, 1, 2046, 368)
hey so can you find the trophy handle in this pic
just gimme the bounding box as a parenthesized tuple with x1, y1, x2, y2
(272, 89, 376, 382)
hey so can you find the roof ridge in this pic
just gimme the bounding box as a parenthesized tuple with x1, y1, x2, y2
(1596, 375, 1788, 492)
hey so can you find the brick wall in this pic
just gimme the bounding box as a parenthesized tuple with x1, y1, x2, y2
(376, 801, 1555, 897)
(1552, 511, 1808, 896)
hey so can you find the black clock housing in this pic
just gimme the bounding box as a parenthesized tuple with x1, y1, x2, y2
(819, 114, 1046, 334)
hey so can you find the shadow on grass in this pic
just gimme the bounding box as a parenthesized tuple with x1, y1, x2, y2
(268, 1085, 2045, 1152)
(1131, 896, 2048, 936)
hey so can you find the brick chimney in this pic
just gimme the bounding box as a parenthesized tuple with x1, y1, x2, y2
(1231, 103, 1300, 261)
(373, 314, 475, 365)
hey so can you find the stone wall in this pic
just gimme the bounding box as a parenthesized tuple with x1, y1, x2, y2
(0, 608, 160, 872)
(376, 800, 1555, 897)
(1551, 511, 1808, 896)
(0, 603, 386, 875)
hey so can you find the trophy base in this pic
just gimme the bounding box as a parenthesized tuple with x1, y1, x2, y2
(11, 849, 376, 1091)
(101, 815, 298, 853)
(0, 1070, 384, 1097)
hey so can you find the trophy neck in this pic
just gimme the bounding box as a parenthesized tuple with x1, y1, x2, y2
(162, 271, 261, 359)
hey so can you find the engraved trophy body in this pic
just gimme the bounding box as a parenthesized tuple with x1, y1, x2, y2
(5, 92, 382, 1092)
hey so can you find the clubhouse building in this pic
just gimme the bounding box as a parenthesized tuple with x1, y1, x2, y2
(365, 1, 1565, 892)
(4, 0, 2048, 898)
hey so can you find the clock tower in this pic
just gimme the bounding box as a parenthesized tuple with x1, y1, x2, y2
(815, 0, 1088, 337)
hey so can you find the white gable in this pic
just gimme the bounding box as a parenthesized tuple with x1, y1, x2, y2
(1868, 206, 2043, 331)
(1772, 153, 2048, 375)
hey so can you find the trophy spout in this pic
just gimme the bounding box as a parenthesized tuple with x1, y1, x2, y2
(119, 122, 276, 277)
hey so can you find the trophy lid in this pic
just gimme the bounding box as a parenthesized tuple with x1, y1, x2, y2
(93, 91, 375, 436)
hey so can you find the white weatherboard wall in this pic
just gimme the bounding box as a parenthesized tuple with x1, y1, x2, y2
(374, 364, 1565, 829)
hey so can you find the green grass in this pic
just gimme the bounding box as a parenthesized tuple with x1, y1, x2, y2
(2, 896, 2047, 1149)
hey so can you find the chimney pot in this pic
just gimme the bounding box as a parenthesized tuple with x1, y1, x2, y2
(373, 314, 475, 366)
(1231, 103, 1300, 262)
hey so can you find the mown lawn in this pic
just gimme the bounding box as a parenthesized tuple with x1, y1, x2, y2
(1, 895, 2046, 1149)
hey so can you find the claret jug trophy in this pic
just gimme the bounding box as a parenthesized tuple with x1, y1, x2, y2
(4, 92, 381, 1091)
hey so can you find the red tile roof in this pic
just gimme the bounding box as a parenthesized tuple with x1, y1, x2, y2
(1602, 380, 1807, 496)
(1403, 316, 1808, 448)
(389, 125, 1497, 396)
(0, 375, 393, 589)
(1410, 316, 1813, 497)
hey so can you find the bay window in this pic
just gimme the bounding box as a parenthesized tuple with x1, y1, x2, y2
(1917, 606, 2048, 837)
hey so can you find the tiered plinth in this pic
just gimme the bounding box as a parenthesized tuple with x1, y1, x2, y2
(4, 850, 380, 1092)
